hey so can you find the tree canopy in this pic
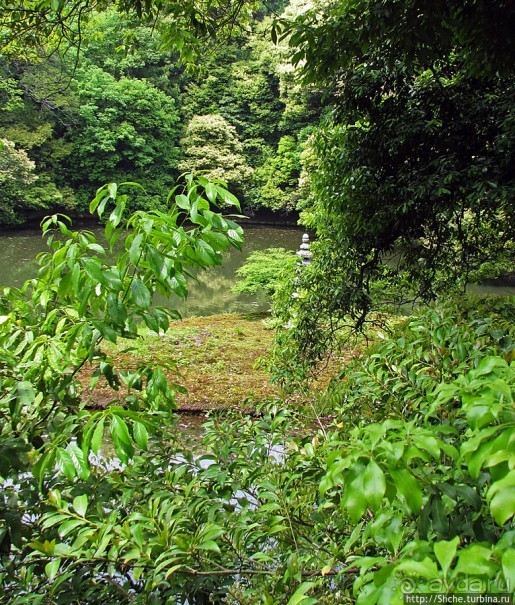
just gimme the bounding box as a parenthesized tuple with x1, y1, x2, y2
(270, 0, 515, 378)
(0, 0, 260, 62)
(0, 3, 318, 222)
(179, 114, 253, 201)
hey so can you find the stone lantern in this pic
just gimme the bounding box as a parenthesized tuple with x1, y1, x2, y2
(296, 233, 313, 266)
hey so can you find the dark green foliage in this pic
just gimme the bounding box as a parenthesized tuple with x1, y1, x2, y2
(0, 60, 78, 223)
(1, 6, 320, 222)
(1, 3, 514, 603)
(78, 9, 175, 82)
(269, 0, 515, 379)
(179, 27, 289, 175)
(275, 0, 515, 82)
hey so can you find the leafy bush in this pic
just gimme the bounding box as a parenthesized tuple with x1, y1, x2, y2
(0, 175, 245, 602)
(233, 247, 297, 298)
(2, 284, 513, 603)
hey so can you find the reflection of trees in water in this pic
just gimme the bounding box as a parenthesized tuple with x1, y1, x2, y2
(0, 234, 47, 289)
(159, 227, 303, 316)
(179, 265, 270, 316)
(0, 226, 303, 313)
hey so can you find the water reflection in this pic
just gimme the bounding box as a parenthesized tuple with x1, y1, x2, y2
(0, 224, 303, 316)
(1, 224, 512, 312)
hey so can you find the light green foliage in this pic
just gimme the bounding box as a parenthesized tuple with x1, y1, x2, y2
(251, 135, 303, 211)
(179, 114, 254, 201)
(179, 17, 320, 211)
(0, 77, 23, 112)
(0, 138, 36, 185)
(1, 2, 514, 602)
(79, 9, 170, 81)
(233, 247, 298, 297)
(317, 300, 515, 602)
(0, 175, 244, 597)
(0, 138, 39, 223)
(180, 20, 287, 162)
(0, 0, 261, 66)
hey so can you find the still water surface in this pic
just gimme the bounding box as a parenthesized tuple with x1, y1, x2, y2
(0, 224, 513, 314)
(0, 224, 304, 316)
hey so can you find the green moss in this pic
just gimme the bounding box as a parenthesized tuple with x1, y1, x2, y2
(84, 313, 280, 411)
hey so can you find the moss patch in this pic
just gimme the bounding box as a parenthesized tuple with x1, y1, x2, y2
(81, 313, 277, 411)
(80, 312, 364, 413)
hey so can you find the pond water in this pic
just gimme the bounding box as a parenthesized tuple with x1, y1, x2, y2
(0, 223, 304, 316)
(0, 223, 512, 315)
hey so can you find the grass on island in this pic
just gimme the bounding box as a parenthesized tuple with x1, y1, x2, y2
(80, 312, 365, 413)
(80, 313, 279, 412)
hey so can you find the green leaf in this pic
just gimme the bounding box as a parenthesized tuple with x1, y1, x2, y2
(287, 582, 318, 605)
(391, 468, 423, 514)
(501, 550, 515, 590)
(194, 239, 216, 266)
(489, 488, 515, 526)
(90, 190, 108, 216)
(128, 233, 144, 264)
(146, 245, 165, 278)
(343, 474, 368, 522)
(66, 444, 90, 480)
(86, 243, 106, 255)
(106, 295, 127, 325)
(474, 356, 506, 377)
(45, 559, 60, 581)
(198, 523, 225, 542)
(133, 421, 148, 450)
(73, 494, 88, 517)
(110, 414, 134, 463)
(33, 449, 56, 490)
(55, 448, 76, 480)
(168, 275, 187, 297)
(131, 279, 151, 309)
(82, 258, 105, 285)
(431, 495, 448, 537)
(197, 540, 221, 552)
(58, 519, 84, 538)
(453, 485, 482, 510)
(414, 433, 440, 459)
(205, 182, 217, 203)
(16, 381, 35, 406)
(363, 460, 386, 510)
(107, 182, 118, 199)
(434, 536, 459, 576)
(109, 200, 125, 228)
(396, 558, 439, 579)
(176, 194, 190, 210)
(455, 545, 496, 576)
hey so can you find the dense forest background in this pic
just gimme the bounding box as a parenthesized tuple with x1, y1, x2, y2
(0, 0, 320, 224)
